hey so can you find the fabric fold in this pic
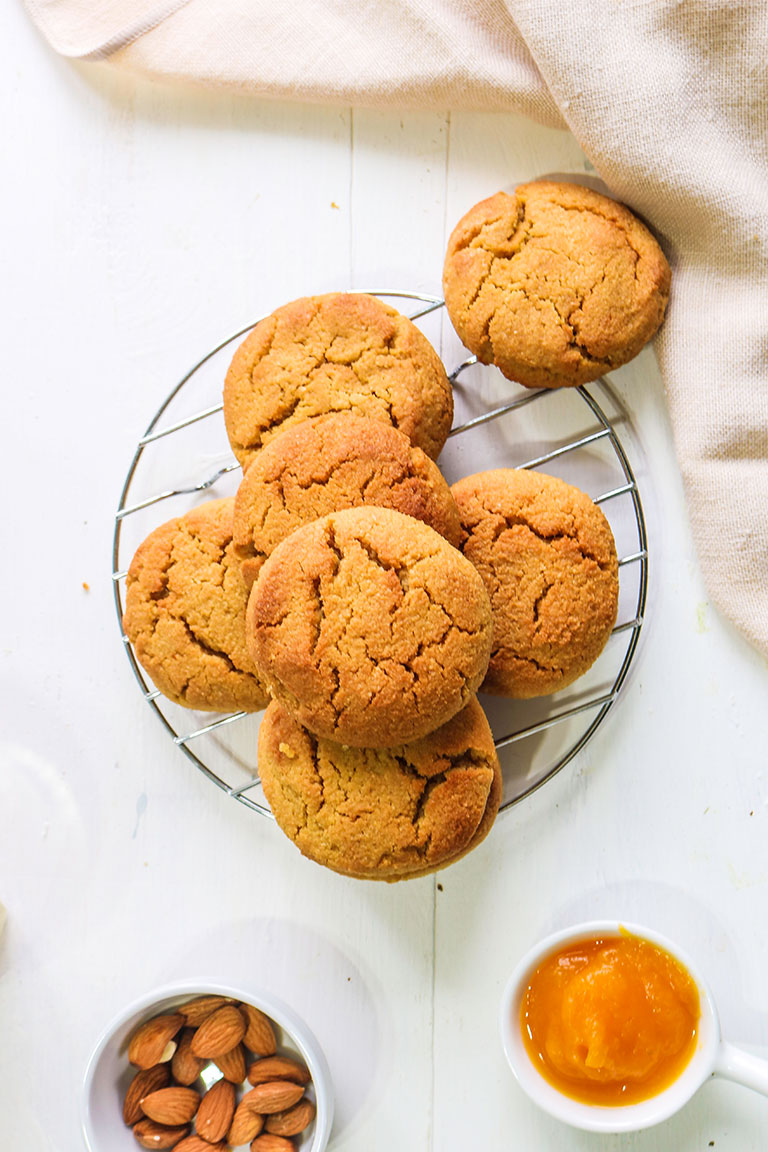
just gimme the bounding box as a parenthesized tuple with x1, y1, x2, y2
(23, 0, 192, 58)
(509, 0, 768, 655)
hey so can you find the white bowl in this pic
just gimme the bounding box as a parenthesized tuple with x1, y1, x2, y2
(499, 920, 721, 1133)
(82, 980, 334, 1152)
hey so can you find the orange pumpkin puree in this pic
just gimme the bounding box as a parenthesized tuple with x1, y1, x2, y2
(520, 932, 700, 1105)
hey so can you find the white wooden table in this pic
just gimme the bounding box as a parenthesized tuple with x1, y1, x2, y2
(3, 4, 768, 1149)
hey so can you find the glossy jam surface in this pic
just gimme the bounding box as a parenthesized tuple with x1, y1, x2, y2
(520, 933, 700, 1105)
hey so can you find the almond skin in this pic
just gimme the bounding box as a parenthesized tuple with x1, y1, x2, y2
(196, 1079, 236, 1143)
(240, 1003, 277, 1055)
(132, 1117, 189, 1149)
(173, 1138, 228, 1152)
(129, 1014, 185, 1070)
(250, 1135, 295, 1152)
(247, 1056, 310, 1087)
(172, 1028, 207, 1086)
(179, 995, 236, 1028)
(215, 1041, 247, 1083)
(265, 1097, 316, 1137)
(241, 1081, 304, 1114)
(123, 1065, 171, 1126)
(191, 1004, 247, 1058)
(228, 1099, 265, 1144)
(140, 1086, 200, 1126)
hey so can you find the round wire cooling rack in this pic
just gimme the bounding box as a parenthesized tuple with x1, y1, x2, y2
(113, 291, 648, 817)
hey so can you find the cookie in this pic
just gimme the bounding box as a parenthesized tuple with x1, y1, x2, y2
(451, 469, 618, 697)
(123, 498, 270, 712)
(443, 181, 670, 389)
(233, 412, 462, 587)
(245, 506, 493, 747)
(258, 697, 501, 880)
(223, 293, 453, 469)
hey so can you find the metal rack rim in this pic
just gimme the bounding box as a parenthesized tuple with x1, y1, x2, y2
(113, 292, 648, 818)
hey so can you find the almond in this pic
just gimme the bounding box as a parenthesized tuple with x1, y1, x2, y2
(173, 1138, 228, 1152)
(179, 994, 236, 1028)
(132, 1117, 189, 1149)
(123, 1065, 171, 1126)
(241, 1081, 304, 1114)
(215, 1041, 247, 1083)
(129, 1014, 185, 1070)
(247, 1056, 310, 1087)
(250, 1135, 295, 1152)
(265, 1097, 316, 1137)
(172, 1028, 207, 1086)
(196, 1079, 236, 1143)
(240, 1003, 277, 1055)
(140, 1086, 200, 1126)
(191, 1004, 247, 1058)
(228, 1100, 265, 1145)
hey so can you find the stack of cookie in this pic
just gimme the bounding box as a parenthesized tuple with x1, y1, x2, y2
(123, 181, 671, 880)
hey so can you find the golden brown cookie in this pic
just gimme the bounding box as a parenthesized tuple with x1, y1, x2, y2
(451, 469, 619, 697)
(123, 498, 270, 712)
(443, 181, 670, 389)
(246, 506, 493, 747)
(397, 730, 503, 880)
(233, 412, 462, 587)
(223, 293, 453, 469)
(258, 697, 501, 880)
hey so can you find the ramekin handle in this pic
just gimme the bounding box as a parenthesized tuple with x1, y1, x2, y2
(714, 1041, 768, 1096)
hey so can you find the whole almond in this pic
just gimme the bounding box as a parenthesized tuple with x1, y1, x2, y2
(179, 995, 236, 1028)
(123, 1065, 171, 1126)
(132, 1117, 189, 1149)
(140, 1086, 200, 1126)
(215, 1041, 247, 1083)
(191, 1004, 246, 1058)
(129, 1014, 185, 1070)
(196, 1079, 236, 1143)
(172, 1028, 207, 1086)
(228, 1100, 265, 1145)
(247, 1056, 310, 1087)
(240, 1003, 277, 1055)
(265, 1097, 316, 1137)
(250, 1135, 295, 1152)
(242, 1081, 304, 1114)
(173, 1138, 228, 1152)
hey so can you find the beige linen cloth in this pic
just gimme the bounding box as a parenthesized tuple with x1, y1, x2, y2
(24, 0, 768, 656)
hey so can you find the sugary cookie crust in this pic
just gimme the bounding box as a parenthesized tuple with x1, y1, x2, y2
(443, 181, 670, 388)
(223, 293, 453, 469)
(258, 697, 501, 880)
(123, 498, 270, 712)
(233, 412, 462, 587)
(246, 506, 493, 747)
(451, 469, 619, 697)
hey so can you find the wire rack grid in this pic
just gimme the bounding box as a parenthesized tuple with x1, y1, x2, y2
(113, 291, 648, 817)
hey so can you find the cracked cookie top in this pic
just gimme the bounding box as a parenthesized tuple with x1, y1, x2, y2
(233, 412, 462, 588)
(245, 506, 493, 747)
(123, 498, 270, 712)
(451, 469, 619, 698)
(223, 293, 454, 469)
(258, 697, 501, 880)
(443, 181, 670, 389)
